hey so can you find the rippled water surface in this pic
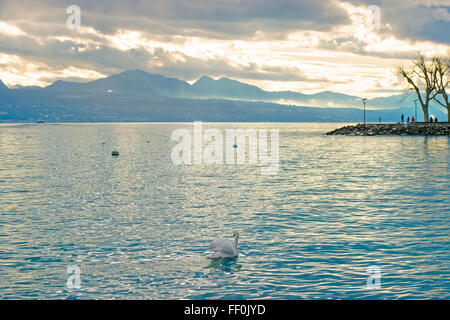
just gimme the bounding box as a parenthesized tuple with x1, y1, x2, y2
(0, 122, 449, 299)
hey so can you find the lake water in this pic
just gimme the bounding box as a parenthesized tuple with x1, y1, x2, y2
(0, 122, 449, 299)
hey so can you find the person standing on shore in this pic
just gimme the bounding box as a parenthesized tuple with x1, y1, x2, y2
(401, 114, 404, 123)
(411, 116, 415, 122)
(407, 116, 410, 123)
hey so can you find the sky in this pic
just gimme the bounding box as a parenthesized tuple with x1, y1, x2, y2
(0, 0, 449, 98)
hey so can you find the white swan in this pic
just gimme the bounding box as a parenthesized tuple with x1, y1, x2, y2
(207, 231, 239, 259)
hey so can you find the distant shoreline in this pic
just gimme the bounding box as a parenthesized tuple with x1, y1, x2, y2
(326, 123, 450, 136)
(0, 121, 364, 125)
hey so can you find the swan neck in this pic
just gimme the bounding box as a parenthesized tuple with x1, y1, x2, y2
(233, 234, 239, 251)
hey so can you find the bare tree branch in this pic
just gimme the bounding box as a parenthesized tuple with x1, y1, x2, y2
(432, 56, 449, 121)
(397, 53, 438, 122)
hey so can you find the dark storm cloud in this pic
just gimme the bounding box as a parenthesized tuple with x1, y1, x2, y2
(0, 0, 350, 38)
(78, 0, 350, 35)
(344, 0, 450, 44)
(0, 29, 151, 71)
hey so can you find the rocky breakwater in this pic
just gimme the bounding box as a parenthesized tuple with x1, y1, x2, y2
(326, 123, 450, 136)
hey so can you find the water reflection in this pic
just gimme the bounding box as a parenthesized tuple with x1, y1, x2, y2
(0, 123, 448, 299)
(422, 135, 450, 154)
(207, 257, 241, 273)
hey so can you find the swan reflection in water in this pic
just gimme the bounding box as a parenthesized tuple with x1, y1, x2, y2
(207, 256, 242, 272)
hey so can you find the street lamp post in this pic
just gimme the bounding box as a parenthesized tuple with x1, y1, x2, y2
(361, 98, 367, 125)
(414, 99, 418, 122)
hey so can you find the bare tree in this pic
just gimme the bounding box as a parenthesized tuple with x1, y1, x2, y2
(432, 56, 449, 122)
(397, 53, 437, 122)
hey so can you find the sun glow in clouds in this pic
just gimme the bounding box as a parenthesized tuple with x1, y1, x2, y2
(107, 30, 145, 51)
(0, 1, 449, 98)
(0, 53, 106, 87)
(0, 21, 24, 36)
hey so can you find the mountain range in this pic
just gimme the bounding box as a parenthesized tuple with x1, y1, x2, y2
(39, 69, 386, 108)
(0, 70, 447, 122)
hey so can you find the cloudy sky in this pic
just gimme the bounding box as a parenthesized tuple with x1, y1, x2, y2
(0, 0, 449, 97)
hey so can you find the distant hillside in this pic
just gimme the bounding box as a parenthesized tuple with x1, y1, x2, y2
(0, 70, 447, 122)
(38, 69, 446, 111)
(44, 70, 192, 97)
(191, 76, 273, 100)
(0, 79, 9, 91)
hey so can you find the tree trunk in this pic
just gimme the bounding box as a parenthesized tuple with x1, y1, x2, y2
(423, 107, 429, 122)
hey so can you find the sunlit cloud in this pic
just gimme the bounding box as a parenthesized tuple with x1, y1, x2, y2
(0, 53, 106, 87)
(106, 30, 145, 51)
(0, 21, 24, 36)
(0, 0, 448, 99)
